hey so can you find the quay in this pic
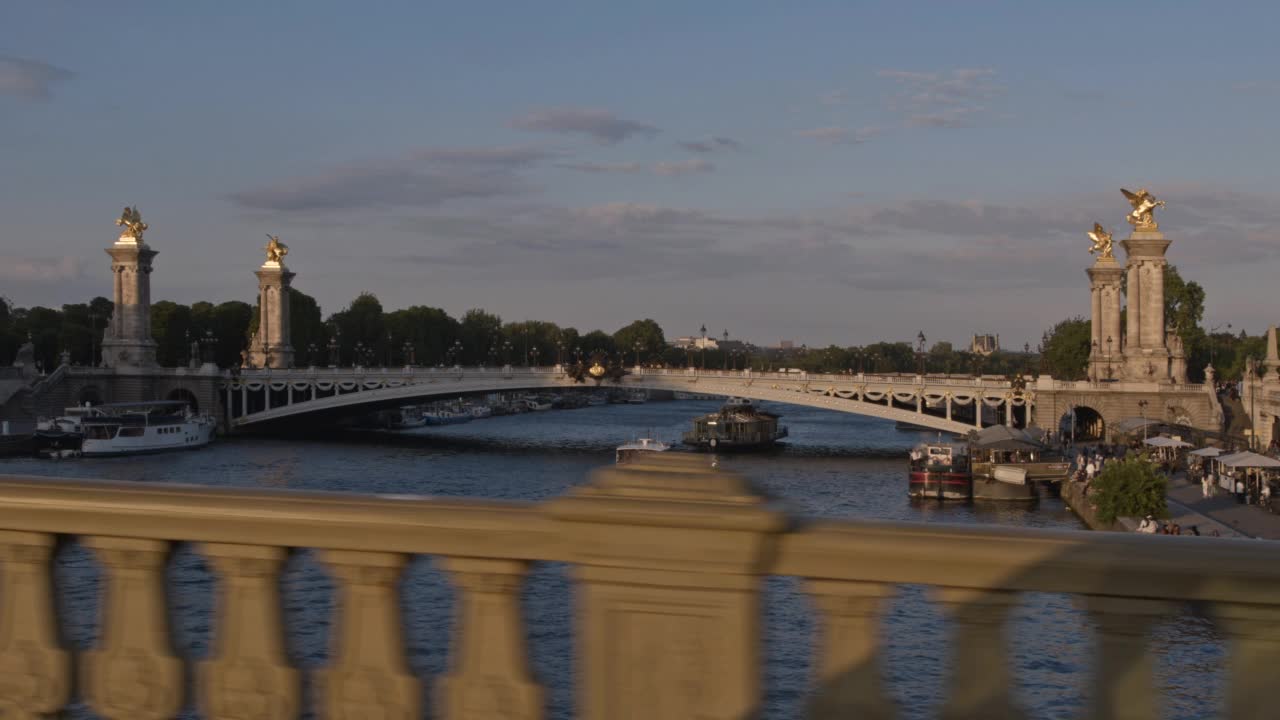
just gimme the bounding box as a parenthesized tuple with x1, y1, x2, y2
(1, 452, 1280, 718)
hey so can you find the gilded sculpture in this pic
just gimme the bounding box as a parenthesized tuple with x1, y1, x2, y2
(1121, 188, 1165, 230)
(1087, 222, 1114, 258)
(114, 206, 148, 240)
(264, 234, 289, 264)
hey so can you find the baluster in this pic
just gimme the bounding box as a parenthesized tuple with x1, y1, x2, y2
(933, 587, 1021, 720)
(437, 557, 543, 720)
(1212, 601, 1280, 720)
(1083, 595, 1174, 720)
(199, 543, 299, 720)
(82, 536, 183, 720)
(806, 579, 896, 720)
(0, 531, 70, 719)
(315, 550, 419, 720)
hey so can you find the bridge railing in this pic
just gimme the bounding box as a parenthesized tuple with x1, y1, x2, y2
(0, 453, 1275, 719)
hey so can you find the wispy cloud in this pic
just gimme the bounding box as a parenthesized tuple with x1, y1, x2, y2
(796, 126, 880, 145)
(229, 146, 555, 212)
(558, 158, 714, 177)
(878, 68, 1003, 129)
(0, 55, 74, 101)
(510, 107, 660, 144)
(678, 137, 743, 153)
(819, 89, 850, 106)
(0, 256, 83, 282)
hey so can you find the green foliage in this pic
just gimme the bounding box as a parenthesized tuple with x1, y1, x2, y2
(1041, 317, 1091, 380)
(459, 309, 503, 364)
(1091, 455, 1169, 524)
(579, 330, 615, 355)
(613, 319, 666, 361)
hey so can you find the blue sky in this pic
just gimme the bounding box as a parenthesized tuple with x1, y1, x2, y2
(3, 1, 1279, 348)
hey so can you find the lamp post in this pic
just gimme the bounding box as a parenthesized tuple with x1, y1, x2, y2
(402, 340, 413, 367)
(307, 342, 318, 367)
(354, 341, 365, 368)
(573, 345, 582, 365)
(504, 340, 513, 366)
(916, 331, 927, 375)
(1138, 399, 1149, 443)
(634, 341, 642, 368)
(452, 340, 463, 368)
(557, 341, 565, 367)
(203, 330, 216, 366)
(531, 347, 540, 367)
(327, 334, 338, 368)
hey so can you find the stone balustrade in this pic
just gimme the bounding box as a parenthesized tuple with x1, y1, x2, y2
(2, 453, 1278, 718)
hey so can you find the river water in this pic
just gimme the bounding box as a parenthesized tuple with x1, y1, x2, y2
(0, 400, 1225, 719)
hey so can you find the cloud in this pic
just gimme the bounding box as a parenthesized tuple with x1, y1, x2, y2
(557, 158, 714, 177)
(877, 67, 1003, 129)
(1231, 80, 1280, 95)
(0, 55, 74, 100)
(510, 107, 660, 144)
(0, 256, 83, 282)
(819, 89, 849, 106)
(796, 126, 880, 145)
(229, 146, 554, 212)
(678, 137, 743, 153)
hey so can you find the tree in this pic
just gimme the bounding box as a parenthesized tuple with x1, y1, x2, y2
(459, 309, 503, 365)
(329, 292, 385, 365)
(579, 330, 616, 355)
(288, 288, 325, 364)
(613, 319, 666, 362)
(1041, 317, 1091, 380)
(211, 301, 253, 367)
(151, 301, 194, 367)
(1091, 455, 1169, 524)
(385, 305, 458, 366)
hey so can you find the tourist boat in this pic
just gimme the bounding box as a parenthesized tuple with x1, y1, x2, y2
(682, 397, 788, 451)
(79, 401, 217, 458)
(967, 425, 1070, 501)
(467, 404, 493, 419)
(586, 393, 608, 406)
(627, 390, 648, 404)
(908, 442, 972, 499)
(615, 437, 671, 465)
(522, 397, 553, 412)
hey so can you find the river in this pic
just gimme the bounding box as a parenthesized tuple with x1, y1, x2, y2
(0, 399, 1225, 719)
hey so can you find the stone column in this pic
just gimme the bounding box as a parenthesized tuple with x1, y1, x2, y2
(100, 231, 159, 370)
(248, 259, 295, 369)
(1087, 256, 1123, 381)
(547, 453, 786, 720)
(1121, 230, 1172, 380)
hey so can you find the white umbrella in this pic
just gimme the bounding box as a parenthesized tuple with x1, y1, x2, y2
(1189, 447, 1223, 457)
(1217, 451, 1280, 469)
(1143, 436, 1191, 448)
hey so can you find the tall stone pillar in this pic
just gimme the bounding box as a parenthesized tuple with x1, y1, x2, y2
(1087, 255, 1124, 381)
(248, 236, 295, 369)
(1121, 228, 1171, 381)
(100, 207, 158, 370)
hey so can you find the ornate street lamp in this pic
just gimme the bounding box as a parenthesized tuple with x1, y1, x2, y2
(634, 341, 643, 368)
(531, 347, 541, 367)
(307, 342, 319, 367)
(557, 341, 565, 366)
(452, 340, 463, 368)
(503, 340, 513, 366)
(203, 329, 216, 366)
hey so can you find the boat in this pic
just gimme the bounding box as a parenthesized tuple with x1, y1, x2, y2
(522, 397, 553, 412)
(682, 397, 788, 451)
(386, 406, 427, 430)
(0, 431, 36, 458)
(467, 404, 493, 419)
(615, 437, 671, 465)
(626, 390, 648, 404)
(79, 401, 216, 458)
(966, 425, 1070, 501)
(33, 405, 109, 457)
(586, 393, 608, 406)
(422, 408, 474, 426)
(908, 442, 972, 500)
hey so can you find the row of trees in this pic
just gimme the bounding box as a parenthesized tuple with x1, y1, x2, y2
(0, 263, 1268, 381)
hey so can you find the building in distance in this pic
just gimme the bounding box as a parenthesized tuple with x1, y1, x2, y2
(971, 334, 1000, 356)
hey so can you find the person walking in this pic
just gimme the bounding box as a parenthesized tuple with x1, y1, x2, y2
(1202, 474, 1211, 499)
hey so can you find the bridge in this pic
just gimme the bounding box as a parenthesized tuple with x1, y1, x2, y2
(223, 364, 1223, 439)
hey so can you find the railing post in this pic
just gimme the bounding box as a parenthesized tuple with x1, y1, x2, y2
(806, 579, 897, 720)
(933, 587, 1021, 720)
(199, 543, 300, 719)
(82, 537, 184, 720)
(437, 557, 544, 719)
(315, 550, 419, 720)
(1212, 601, 1280, 720)
(546, 453, 786, 720)
(0, 531, 71, 718)
(1083, 596, 1175, 720)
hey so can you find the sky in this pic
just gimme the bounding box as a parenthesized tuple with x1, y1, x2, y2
(3, 1, 1279, 349)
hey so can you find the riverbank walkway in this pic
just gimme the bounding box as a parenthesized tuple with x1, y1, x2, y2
(1167, 473, 1280, 540)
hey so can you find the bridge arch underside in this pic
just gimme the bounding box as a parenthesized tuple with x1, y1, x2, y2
(227, 374, 1031, 435)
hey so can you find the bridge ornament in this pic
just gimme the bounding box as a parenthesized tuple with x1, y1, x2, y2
(115, 205, 148, 241)
(1121, 188, 1165, 231)
(1087, 222, 1114, 259)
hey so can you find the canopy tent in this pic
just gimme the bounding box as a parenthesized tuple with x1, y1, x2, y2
(1189, 447, 1224, 457)
(1217, 451, 1280, 469)
(1143, 436, 1192, 448)
(968, 424, 1045, 451)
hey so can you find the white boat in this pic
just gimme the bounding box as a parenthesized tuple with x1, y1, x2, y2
(468, 405, 493, 419)
(627, 390, 648, 404)
(422, 409, 473, 426)
(522, 398, 553, 411)
(387, 406, 427, 430)
(615, 437, 671, 465)
(80, 401, 216, 458)
(586, 394, 608, 406)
